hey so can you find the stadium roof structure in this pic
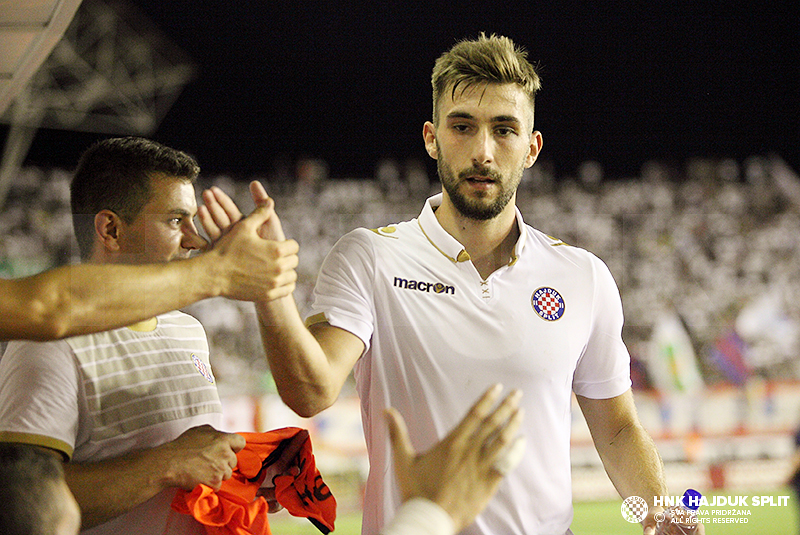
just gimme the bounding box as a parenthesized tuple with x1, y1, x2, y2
(0, 0, 195, 208)
(0, 0, 82, 116)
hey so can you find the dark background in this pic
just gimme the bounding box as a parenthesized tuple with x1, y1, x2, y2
(13, 1, 800, 180)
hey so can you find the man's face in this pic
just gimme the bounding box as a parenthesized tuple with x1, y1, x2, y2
(424, 82, 542, 220)
(117, 174, 205, 264)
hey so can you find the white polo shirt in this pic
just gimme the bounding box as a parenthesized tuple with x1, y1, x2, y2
(0, 311, 222, 535)
(306, 194, 631, 535)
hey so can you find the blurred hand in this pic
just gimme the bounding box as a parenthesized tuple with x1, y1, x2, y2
(385, 384, 524, 532)
(647, 505, 706, 535)
(159, 425, 246, 491)
(255, 429, 307, 513)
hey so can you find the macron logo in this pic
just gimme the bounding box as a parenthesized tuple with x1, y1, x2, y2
(393, 277, 455, 295)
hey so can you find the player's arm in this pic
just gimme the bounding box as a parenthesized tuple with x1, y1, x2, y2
(250, 196, 364, 417)
(200, 180, 363, 418)
(63, 425, 244, 529)
(0, 202, 297, 342)
(256, 297, 364, 417)
(577, 389, 673, 535)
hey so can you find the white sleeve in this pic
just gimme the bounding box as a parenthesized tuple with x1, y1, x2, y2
(572, 256, 632, 399)
(381, 498, 456, 535)
(0, 340, 80, 459)
(306, 229, 376, 351)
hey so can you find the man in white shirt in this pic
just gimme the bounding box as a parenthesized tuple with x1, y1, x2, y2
(0, 137, 299, 534)
(248, 34, 698, 535)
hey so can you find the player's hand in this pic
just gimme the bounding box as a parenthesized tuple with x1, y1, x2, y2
(197, 181, 286, 243)
(159, 425, 246, 491)
(198, 186, 245, 243)
(646, 505, 705, 535)
(255, 430, 307, 513)
(385, 384, 524, 532)
(248, 180, 287, 241)
(209, 203, 299, 302)
(198, 183, 299, 302)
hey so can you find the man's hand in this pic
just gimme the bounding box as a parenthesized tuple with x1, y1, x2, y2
(385, 384, 524, 532)
(158, 425, 246, 491)
(646, 505, 706, 535)
(247, 180, 287, 241)
(197, 186, 246, 244)
(198, 183, 299, 303)
(255, 429, 308, 513)
(198, 181, 287, 242)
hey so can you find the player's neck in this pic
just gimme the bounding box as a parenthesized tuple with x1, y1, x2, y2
(435, 199, 519, 279)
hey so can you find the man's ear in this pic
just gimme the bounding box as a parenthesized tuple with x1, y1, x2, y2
(423, 121, 438, 160)
(524, 131, 544, 169)
(94, 210, 122, 253)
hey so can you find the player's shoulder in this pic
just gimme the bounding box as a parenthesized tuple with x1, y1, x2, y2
(525, 225, 606, 267)
(2, 338, 72, 368)
(337, 219, 419, 250)
(158, 309, 201, 326)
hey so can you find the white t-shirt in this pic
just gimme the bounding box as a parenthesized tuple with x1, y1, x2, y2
(306, 194, 631, 535)
(0, 311, 222, 535)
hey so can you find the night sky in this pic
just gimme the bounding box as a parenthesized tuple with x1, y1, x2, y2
(14, 1, 800, 180)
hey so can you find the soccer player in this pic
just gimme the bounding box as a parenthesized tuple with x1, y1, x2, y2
(248, 34, 699, 534)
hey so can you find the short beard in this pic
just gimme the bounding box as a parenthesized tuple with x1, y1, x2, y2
(438, 159, 518, 221)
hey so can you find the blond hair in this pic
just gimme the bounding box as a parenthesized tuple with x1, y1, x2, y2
(431, 33, 541, 127)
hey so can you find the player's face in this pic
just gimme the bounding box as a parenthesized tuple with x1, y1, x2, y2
(424, 82, 542, 220)
(118, 174, 205, 264)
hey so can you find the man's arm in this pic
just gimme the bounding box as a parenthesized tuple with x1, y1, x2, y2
(257, 299, 364, 417)
(63, 425, 245, 530)
(0, 203, 298, 341)
(200, 181, 364, 418)
(578, 390, 677, 535)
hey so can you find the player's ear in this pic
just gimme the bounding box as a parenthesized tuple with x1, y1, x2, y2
(423, 121, 438, 160)
(524, 131, 543, 169)
(94, 209, 122, 252)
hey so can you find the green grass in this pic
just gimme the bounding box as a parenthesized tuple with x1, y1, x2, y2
(268, 489, 799, 534)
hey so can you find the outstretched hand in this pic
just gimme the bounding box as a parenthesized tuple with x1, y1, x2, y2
(248, 180, 287, 241)
(385, 384, 524, 532)
(197, 182, 299, 303)
(197, 186, 247, 243)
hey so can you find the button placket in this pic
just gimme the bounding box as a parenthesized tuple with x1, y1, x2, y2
(480, 279, 491, 300)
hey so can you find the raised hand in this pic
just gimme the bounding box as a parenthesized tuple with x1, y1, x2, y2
(196, 183, 299, 303)
(248, 180, 287, 241)
(385, 384, 525, 532)
(197, 186, 246, 243)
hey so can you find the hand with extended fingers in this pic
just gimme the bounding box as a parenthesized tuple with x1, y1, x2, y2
(197, 181, 298, 302)
(385, 384, 525, 532)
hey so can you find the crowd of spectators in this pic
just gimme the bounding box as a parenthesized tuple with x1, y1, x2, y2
(2, 154, 799, 395)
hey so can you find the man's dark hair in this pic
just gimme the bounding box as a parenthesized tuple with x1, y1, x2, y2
(0, 443, 69, 535)
(70, 136, 200, 260)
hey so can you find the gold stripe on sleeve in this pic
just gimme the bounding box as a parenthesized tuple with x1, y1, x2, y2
(0, 431, 74, 461)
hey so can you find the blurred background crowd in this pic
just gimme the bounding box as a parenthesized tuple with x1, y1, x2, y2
(3, 152, 799, 509)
